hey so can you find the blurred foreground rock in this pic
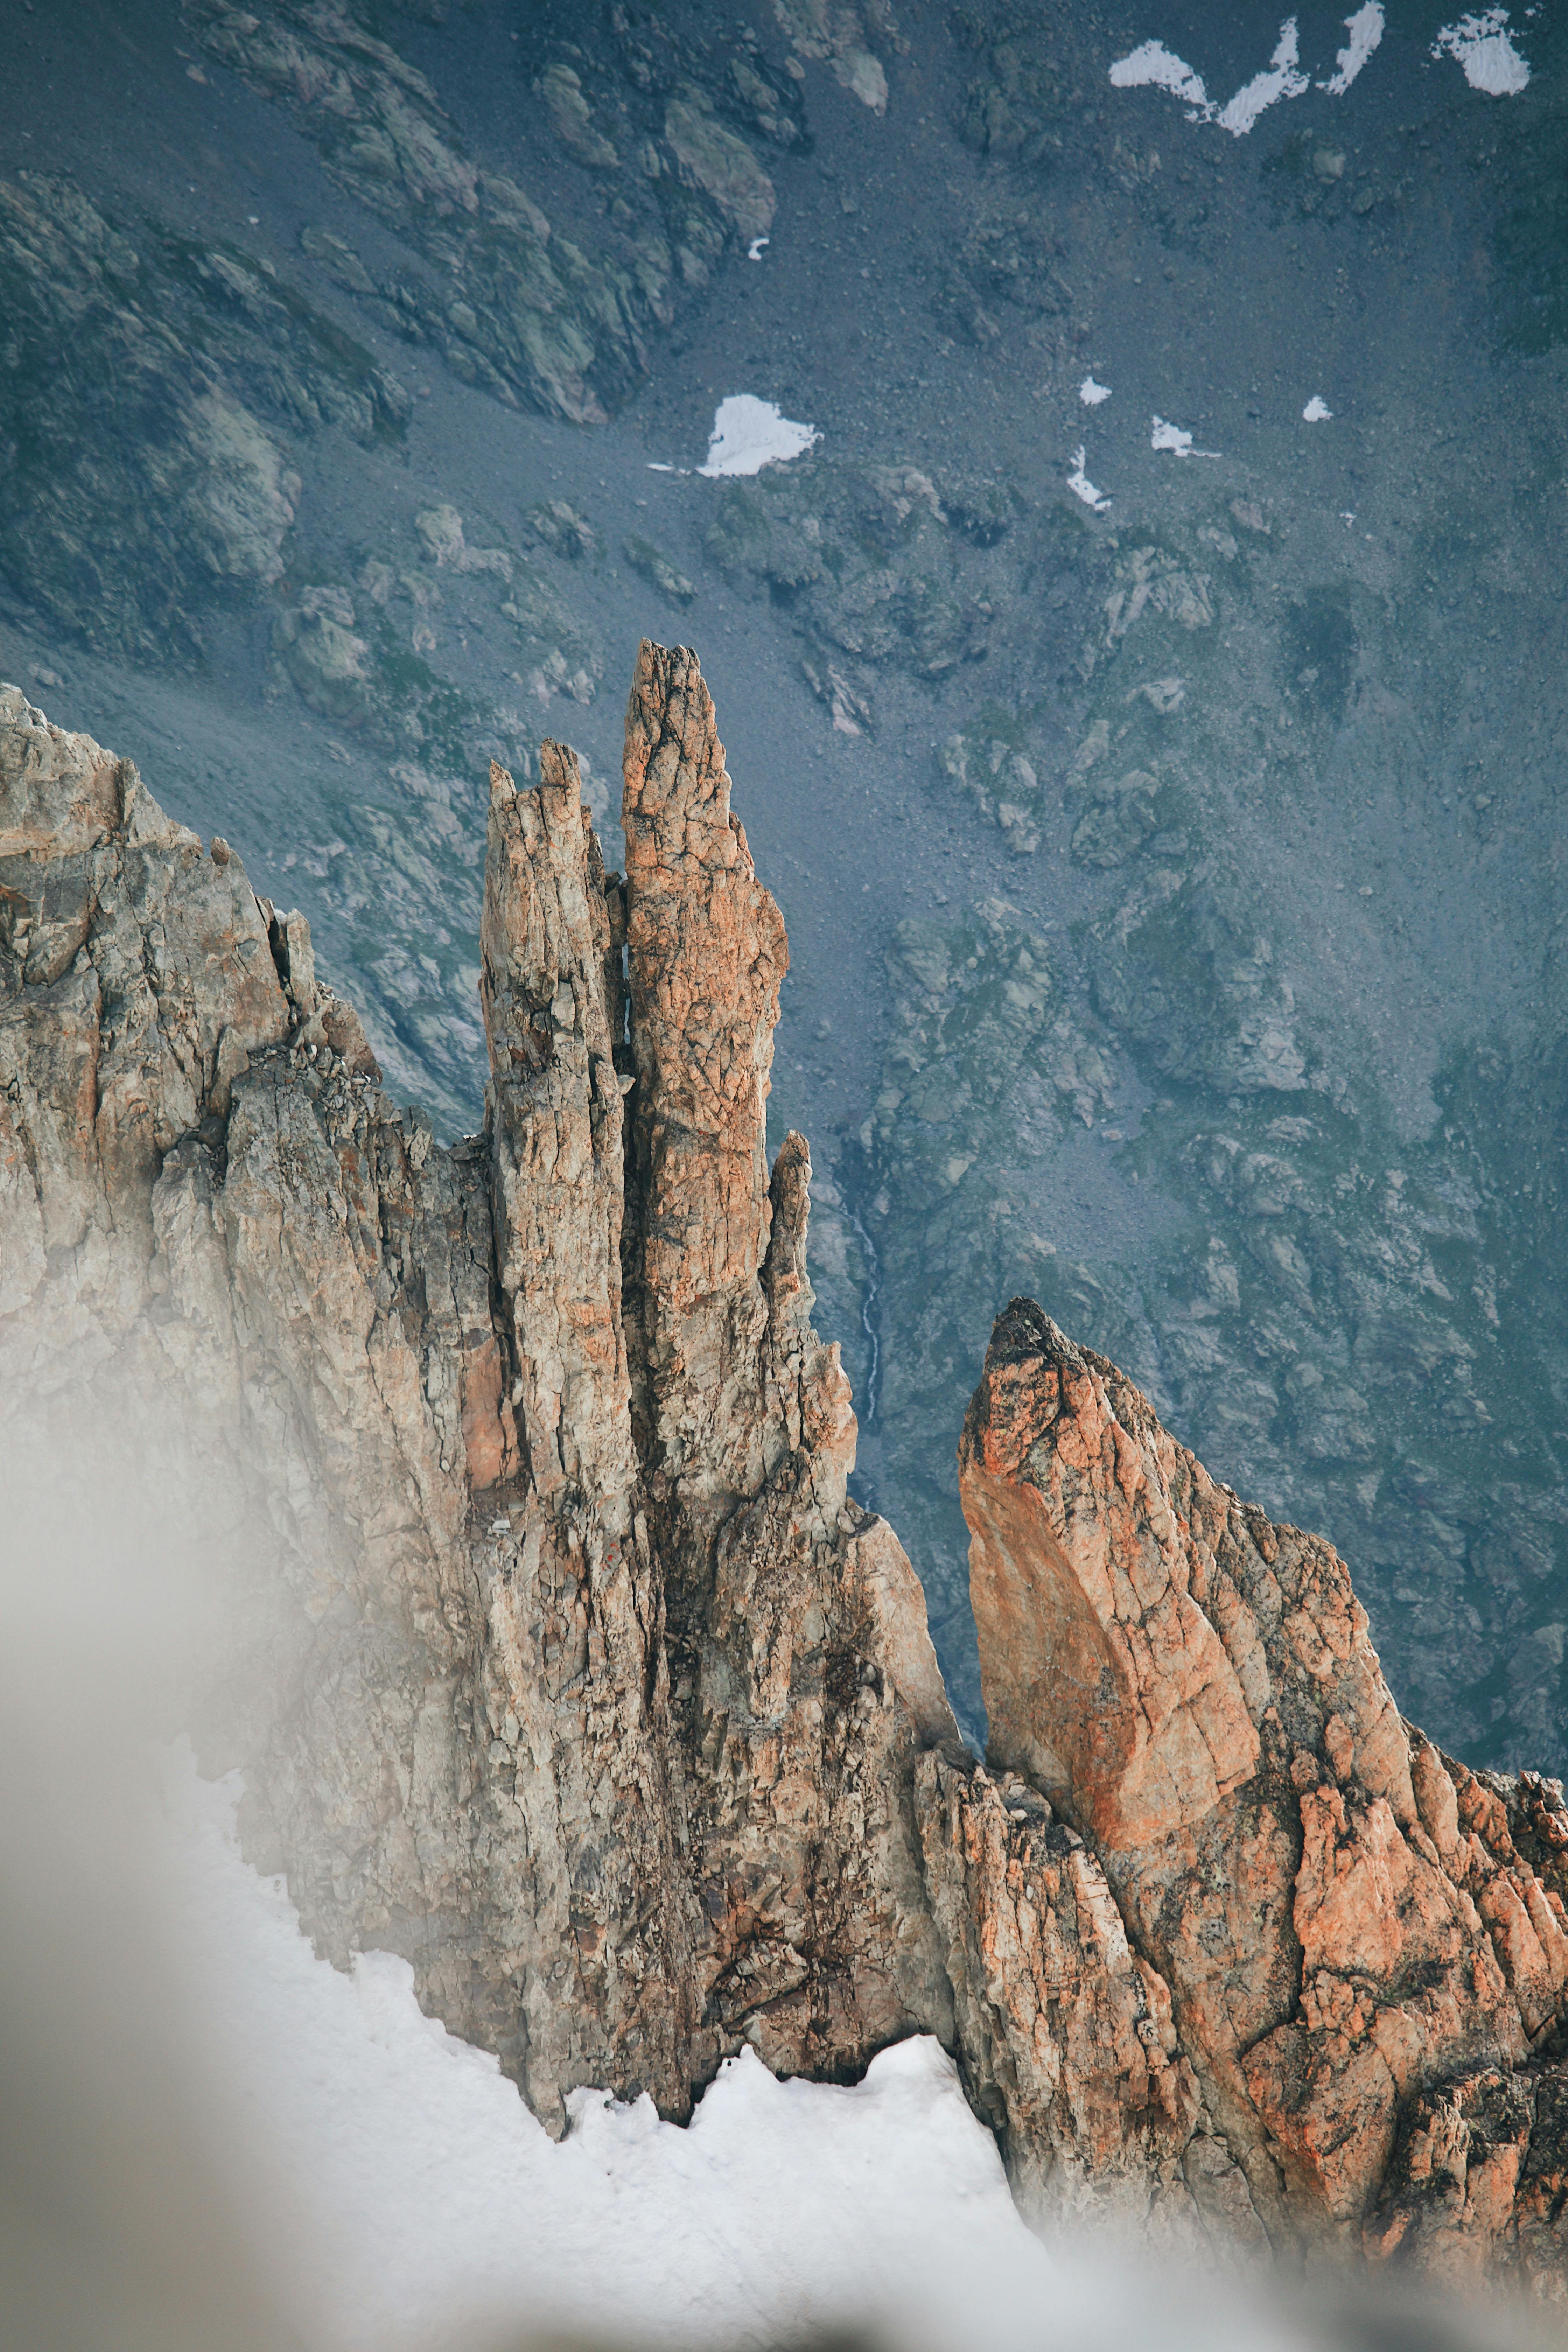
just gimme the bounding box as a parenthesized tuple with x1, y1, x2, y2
(4, 653, 1568, 2293)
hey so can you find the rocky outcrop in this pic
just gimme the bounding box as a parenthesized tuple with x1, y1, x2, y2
(0, 650, 952, 2134)
(943, 1297, 1568, 2287)
(182, 0, 798, 425)
(5, 653, 1568, 2296)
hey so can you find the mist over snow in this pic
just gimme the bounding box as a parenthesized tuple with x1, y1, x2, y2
(162, 1751, 1058, 2352)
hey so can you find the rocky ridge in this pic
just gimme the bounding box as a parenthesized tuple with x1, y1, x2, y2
(4, 648, 1568, 2292)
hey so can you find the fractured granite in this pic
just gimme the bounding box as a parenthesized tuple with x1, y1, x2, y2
(4, 654, 1568, 2294)
(951, 1297, 1568, 2282)
(0, 652, 951, 2136)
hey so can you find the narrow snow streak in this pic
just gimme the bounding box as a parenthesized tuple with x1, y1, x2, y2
(1318, 3, 1384, 93)
(847, 1201, 883, 1423)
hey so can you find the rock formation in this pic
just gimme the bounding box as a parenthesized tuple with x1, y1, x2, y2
(4, 648, 1568, 2297)
(0, 648, 952, 2135)
(934, 1299, 1568, 2288)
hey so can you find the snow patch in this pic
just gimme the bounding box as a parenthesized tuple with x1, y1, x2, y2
(163, 1755, 1056, 2352)
(1110, 10, 1386, 131)
(1318, 3, 1384, 93)
(1152, 415, 1219, 456)
(1303, 395, 1333, 421)
(1108, 39, 1210, 110)
(1217, 18, 1308, 135)
(1433, 8, 1530, 93)
(1079, 375, 1113, 405)
(748, 236, 770, 260)
(1068, 446, 1112, 511)
(698, 394, 820, 478)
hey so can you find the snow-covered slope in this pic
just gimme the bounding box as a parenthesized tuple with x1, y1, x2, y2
(163, 1750, 1055, 2351)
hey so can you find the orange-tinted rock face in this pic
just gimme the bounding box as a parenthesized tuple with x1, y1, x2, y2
(621, 638, 790, 1515)
(957, 1296, 1568, 2268)
(962, 1327, 1259, 1849)
(481, 742, 635, 1518)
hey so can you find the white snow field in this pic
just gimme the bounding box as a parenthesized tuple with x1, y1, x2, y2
(163, 1752, 1062, 2352)
(1107, 18, 1312, 136)
(1107, 37, 1211, 112)
(1107, 2, 1528, 128)
(1215, 19, 1308, 137)
(1068, 446, 1113, 511)
(1318, 4, 1384, 95)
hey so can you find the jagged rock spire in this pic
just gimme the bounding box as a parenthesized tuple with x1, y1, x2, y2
(15, 666, 1568, 2290)
(481, 742, 635, 1517)
(943, 1295, 1568, 2264)
(621, 639, 790, 1510)
(961, 1296, 1261, 1849)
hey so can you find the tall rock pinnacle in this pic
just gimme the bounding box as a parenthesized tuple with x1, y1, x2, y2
(481, 740, 634, 1517)
(621, 638, 791, 1514)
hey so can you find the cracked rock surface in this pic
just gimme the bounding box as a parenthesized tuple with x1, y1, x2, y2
(945, 1297, 1568, 2283)
(6, 652, 1568, 2294)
